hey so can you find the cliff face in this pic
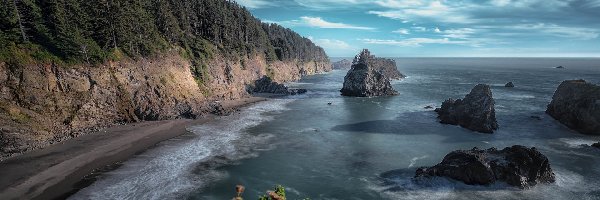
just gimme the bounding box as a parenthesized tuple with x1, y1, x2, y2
(546, 80, 600, 135)
(0, 53, 330, 159)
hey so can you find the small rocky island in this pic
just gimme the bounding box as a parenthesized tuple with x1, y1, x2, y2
(251, 76, 307, 95)
(435, 84, 498, 133)
(546, 80, 600, 135)
(332, 59, 352, 70)
(415, 145, 556, 188)
(505, 82, 514, 87)
(340, 49, 401, 97)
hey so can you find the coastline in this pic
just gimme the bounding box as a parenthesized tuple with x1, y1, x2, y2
(0, 96, 268, 200)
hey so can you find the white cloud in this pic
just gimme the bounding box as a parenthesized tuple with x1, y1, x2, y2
(439, 28, 477, 39)
(412, 26, 427, 32)
(313, 38, 354, 50)
(234, 0, 272, 9)
(434, 27, 441, 33)
(360, 38, 469, 47)
(374, 0, 424, 8)
(368, 1, 474, 24)
(505, 23, 599, 40)
(300, 16, 375, 30)
(393, 29, 410, 34)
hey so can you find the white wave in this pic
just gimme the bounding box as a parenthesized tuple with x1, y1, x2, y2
(69, 99, 293, 200)
(408, 155, 428, 168)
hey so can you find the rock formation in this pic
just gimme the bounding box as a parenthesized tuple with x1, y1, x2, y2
(332, 59, 352, 70)
(370, 58, 406, 80)
(435, 84, 498, 133)
(592, 142, 600, 149)
(415, 145, 556, 188)
(251, 76, 307, 95)
(505, 82, 514, 87)
(546, 80, 600, 135)
(340, 49, 399, 97)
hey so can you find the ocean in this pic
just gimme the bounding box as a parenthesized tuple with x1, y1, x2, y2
(70, 58, 600, 200)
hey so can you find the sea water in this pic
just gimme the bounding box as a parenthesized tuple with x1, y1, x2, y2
(71, 58, 600, 200)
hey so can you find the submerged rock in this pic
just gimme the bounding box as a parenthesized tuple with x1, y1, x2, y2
(435, 84, 498, 133)
(340, 49, 399, 97)
(546, 80, 600, 135)
(251, 76, 306, 95)
(332, 59, 352, 70)
(505, 82, 514, 87)
(415, 145, 556, 188)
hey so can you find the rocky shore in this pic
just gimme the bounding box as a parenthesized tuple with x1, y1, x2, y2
(415, 145, 556, 188)
(435, 84, 498, 133)
(340, 49, 400, 97)
(546, 80, 600, 135)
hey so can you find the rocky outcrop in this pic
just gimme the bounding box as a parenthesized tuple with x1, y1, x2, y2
(340, 49, 398, 97)
(332, 59, 352, 70)
(505, 82, 514, 87)
(251, 76, 306, 95)
(0, 53, 330, 160)
(435, 84, 498, 133)
(546, 80, 600, 135)
(370, 58, 405, 80)
(592, 142, 600, 149)
(415, 145, 556, 189)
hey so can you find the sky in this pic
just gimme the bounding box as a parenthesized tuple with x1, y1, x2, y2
(233, 0, 600, 57)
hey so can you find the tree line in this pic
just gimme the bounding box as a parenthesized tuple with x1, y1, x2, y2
(0, 0, 328, 67)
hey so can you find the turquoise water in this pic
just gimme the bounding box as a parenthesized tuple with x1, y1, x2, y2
(71, 58, 600, 200)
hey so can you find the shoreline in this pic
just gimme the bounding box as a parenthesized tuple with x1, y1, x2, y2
(0, 96, 268, 200)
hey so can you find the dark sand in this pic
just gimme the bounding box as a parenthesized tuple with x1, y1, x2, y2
(0, 96, 267, 200)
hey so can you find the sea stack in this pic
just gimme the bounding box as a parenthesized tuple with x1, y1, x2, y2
(435, 84, 498, 133)
(546, 80, 600, 134)
(340, 49, 399, 97)
(415, 145, 556, 189)
(505, 82, 515, 87)
(251, 76, 307, 95)
(332, 59, 352, 70)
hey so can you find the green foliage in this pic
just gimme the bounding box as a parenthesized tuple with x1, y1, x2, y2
(258, 185, 286, 200)
(0, 0, 328, 69)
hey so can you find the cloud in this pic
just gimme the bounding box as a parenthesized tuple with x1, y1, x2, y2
(312, 38, 354, 50)
(393, 29, 410, 34)
(507, 23, 599, 40)
(374, 0, 424, 8)
(368, 1, 473, 24)
(439, 28, 477, 39)
(360, 38, 469, 47)
(299, 16, 375, 30)
(234, 0, 272, 9)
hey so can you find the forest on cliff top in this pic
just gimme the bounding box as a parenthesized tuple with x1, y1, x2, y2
(0, 0, 328, 78)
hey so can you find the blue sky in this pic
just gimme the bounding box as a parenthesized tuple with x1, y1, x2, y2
(234, 0, 600, 57)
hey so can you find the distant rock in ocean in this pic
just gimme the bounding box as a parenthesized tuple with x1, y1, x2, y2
(435, 84, 498, 133)
(556, 66, 564, 69)
(505, 82, 514, 87)
(415, 145, 556, 189)
(332, 59, 352, 70)
(340, 49, 399, 97)
(251, 76, 307, 95)
(593, 142, 600, 149)
(546, 80, 600, 135)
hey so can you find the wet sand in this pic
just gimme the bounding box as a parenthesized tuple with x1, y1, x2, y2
(0, 96, 267, 200)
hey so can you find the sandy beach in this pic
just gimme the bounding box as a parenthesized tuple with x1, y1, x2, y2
(0, 96, 267, 200)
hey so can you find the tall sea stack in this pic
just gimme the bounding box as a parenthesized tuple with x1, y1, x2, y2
(546, 80, 600, 134)
(340, 49, 400, 97)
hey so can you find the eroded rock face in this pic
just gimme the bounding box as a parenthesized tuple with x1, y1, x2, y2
(546, 80, 600, 135)
(435, 84, 498, 133)
(332, 59, 352, 70)
(415, 145, 556, 188)
(340, 49, 398, 97)
(251, 76, 306, 95)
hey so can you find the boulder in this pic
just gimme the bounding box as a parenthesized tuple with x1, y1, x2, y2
(251, 76, 306, 95)
(546, 80, 600, 135)
(592, 142, 600, 149)
(435, 84, 498, 133)
(332, 59, 352, 70)
(415, 145, 556, 189)
(340, 49, 399, 97)
(505, 82, 514, 87)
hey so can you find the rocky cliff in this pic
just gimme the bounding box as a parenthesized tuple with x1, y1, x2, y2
(332, 59, 352, 70)
(0, 52, 330, 160)
(435, 84, 498, 133)
(415, 146, 555, 188)
(546, 80, 600, 135)
(340, 49, 398, 97)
